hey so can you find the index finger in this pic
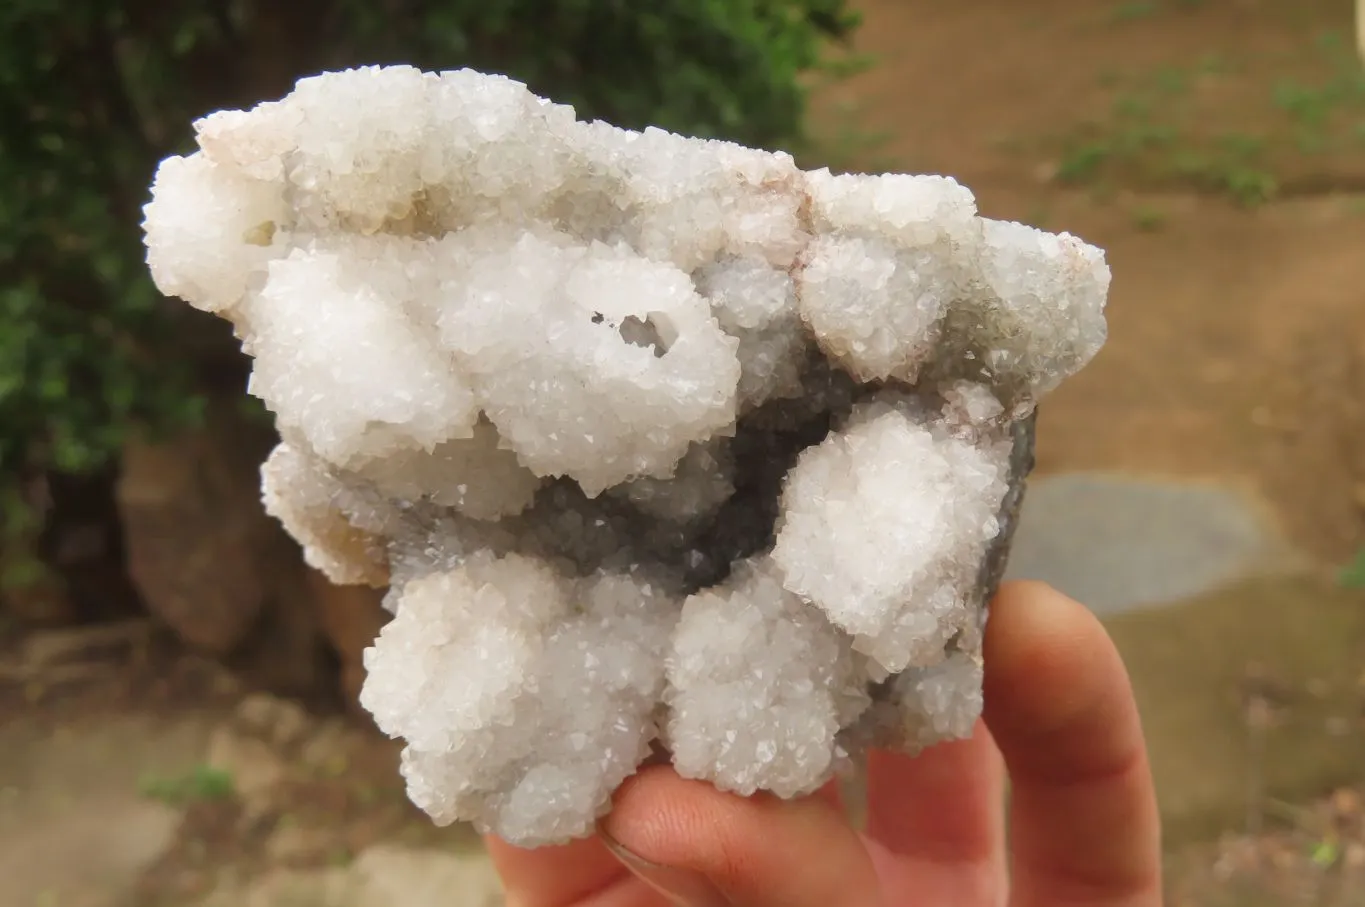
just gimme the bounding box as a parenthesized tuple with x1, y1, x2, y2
(982, 581, 1162, 907)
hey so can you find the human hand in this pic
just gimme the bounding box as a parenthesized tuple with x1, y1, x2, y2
(486, 581, 1162, 907)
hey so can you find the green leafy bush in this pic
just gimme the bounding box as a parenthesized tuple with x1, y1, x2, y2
(0, 0, 860, 577)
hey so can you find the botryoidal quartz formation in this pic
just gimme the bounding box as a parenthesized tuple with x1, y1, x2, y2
(142, 66, 1109, 846)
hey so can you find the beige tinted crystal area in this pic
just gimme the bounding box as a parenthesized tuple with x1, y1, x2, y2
(142, 65, 1109, 846)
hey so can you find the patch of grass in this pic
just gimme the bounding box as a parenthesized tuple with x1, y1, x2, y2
(1129, 204, 1168, 231)
(1152, 65, 1189, 97)
(1176, 134, 1280, 207)
(1309, 835, 1340, 868)
(1315, 28, 1355, 59)
(1221, 167, 1278, 207)
(1112, 92, 1150, 119)
(1340, 549, 1365, 588)
(327, 846, 355, 868)
(1265, 32, 1365, 160)
(1111, 1, 1159, 22)
(138, 764, 236, 806)
(1273, 79, 1336, 129)
(1218, 132, 1266, 158)
(1053, 77, 1279, 205)
(1057, 141, 1111, 183)
(1166, 150, 1277, 207)
(1046, 25, 1365, 205)
(1272, 71, 1365, 157)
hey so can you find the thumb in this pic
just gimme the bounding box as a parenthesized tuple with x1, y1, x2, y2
(598, 765, 881, 907)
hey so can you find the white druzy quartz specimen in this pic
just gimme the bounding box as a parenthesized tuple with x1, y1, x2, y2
(142, 65, 1110, 846)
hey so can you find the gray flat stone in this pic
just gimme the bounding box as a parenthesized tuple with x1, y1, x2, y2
(1003, 473, 1298, 614)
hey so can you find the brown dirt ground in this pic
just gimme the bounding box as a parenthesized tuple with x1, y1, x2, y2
(0, 634, 481, 907)
(808, 0, 1365, 902)
(810, 0, 1365, 563)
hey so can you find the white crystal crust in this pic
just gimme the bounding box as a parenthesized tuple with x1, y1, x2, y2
(142, 65, 1110, 846)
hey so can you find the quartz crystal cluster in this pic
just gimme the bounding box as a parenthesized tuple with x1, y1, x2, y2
(141, 66, 1110, 846)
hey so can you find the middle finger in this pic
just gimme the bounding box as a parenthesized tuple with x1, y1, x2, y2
(863, 720, 1008, 902)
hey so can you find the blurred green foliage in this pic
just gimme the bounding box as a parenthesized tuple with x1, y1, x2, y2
(0, 0, 859, 572)
(138, 764, 235, 805)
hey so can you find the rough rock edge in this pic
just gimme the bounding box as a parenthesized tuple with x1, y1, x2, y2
(979, 408, 1038, 606)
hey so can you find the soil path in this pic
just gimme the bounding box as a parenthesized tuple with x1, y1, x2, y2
(813, 0, 1365, 561)
(812, 0, 1365, 861)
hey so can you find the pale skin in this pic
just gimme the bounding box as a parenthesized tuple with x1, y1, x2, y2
(486, 581, 1163, 907)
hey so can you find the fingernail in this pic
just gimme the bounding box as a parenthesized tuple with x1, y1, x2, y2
(597, 822, 731, 907)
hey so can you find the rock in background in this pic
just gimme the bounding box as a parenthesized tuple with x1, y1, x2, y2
(302, 572, 389, 712)
(116, 401, 281, 654)
(115, 398, 385, 702)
